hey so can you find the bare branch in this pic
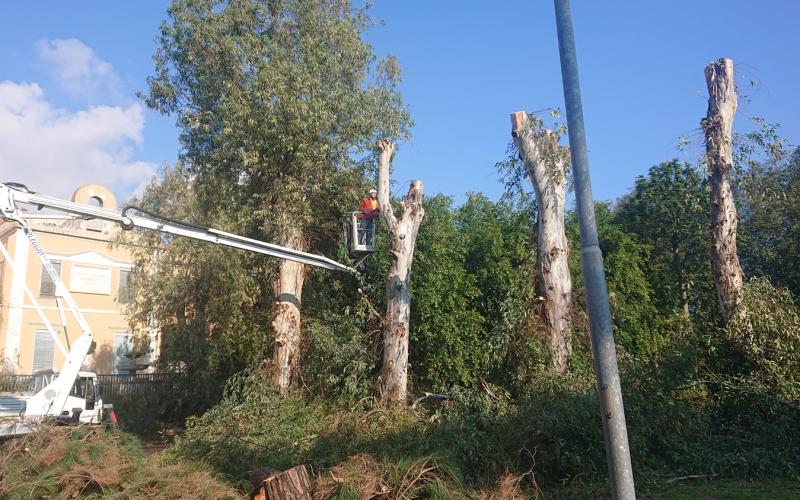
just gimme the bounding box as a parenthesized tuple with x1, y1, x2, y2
(377, 139, 397, 230)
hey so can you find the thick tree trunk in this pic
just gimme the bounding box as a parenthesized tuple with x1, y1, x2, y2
(702, 58, 746, 324)
(511, 111, 573, 374)
(376, 139, 425, 406)
(270, 225, 306, 390)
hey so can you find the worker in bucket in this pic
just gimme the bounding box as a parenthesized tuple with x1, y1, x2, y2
(357, 188, 380, 245)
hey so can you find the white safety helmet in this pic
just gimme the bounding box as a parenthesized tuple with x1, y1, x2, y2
(368, 188, 377, 195)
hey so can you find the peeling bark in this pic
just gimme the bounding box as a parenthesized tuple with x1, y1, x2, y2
(511, 111, 572, 374)
(702, 58, 746, 324)
(376, 139, 425, 405)
(270, 225, 306, 390)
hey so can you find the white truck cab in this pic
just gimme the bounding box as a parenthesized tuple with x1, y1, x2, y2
(1, 370, 106, 438)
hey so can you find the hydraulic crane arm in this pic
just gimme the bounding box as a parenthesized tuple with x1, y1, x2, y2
(0, 183, 357, 275)
(0, 182, 356, 419)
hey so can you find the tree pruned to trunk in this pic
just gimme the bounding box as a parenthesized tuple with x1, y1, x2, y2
(702, 58, 746, 324)
(376, 139, 425, 405)
(511, 111, 572, 374)
(271, 224, 307, 390)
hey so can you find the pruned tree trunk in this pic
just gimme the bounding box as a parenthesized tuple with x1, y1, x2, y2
(702, 58, 746, 324)
(511, 111, 573, 374)
(681, 283, 690, 318)
(271, 224, 307, 390)
(376, 139, 425, 406)
(251, 465, 312, 500)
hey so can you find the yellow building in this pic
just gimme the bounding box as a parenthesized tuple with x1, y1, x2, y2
(0, 184, 156, 375)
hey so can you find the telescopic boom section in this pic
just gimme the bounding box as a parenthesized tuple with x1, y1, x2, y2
(0, 183, 357, 275)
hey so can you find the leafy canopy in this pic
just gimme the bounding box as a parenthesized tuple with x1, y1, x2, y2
(143, 0, 411, 240)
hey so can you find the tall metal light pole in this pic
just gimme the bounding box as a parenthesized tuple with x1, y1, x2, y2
(552, 0, 636, 497)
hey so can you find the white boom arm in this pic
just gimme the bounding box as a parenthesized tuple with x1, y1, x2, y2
(0, 183, 356, 274)
(0, 182, 355, 419)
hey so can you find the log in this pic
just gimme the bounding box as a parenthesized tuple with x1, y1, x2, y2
(248, 467, 281, 488)
(251, 465, 312, 500)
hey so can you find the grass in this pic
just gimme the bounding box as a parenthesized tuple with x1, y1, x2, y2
(652, 479, 800, 499)
(2, 424, 797, 498)
(0, 425, 238, 499)
(547, 479, 800, 499)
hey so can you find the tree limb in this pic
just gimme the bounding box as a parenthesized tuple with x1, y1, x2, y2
(377, 139, 397, 230)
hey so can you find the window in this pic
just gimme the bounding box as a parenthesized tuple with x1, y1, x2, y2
(39, 261, 61, 298)
(32, 331, 55, 373)
(113, 333, 136, 374)
(117, 268, 134, 304)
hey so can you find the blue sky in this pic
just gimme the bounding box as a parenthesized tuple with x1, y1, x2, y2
(1, 1, 798, 205)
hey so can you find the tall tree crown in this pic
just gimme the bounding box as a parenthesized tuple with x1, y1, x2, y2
(143, 0, 411, 239)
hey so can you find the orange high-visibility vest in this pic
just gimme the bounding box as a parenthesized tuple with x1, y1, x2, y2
(358, 196, 379, 218)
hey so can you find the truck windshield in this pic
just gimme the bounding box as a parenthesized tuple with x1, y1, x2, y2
(70, 377, 93, 399)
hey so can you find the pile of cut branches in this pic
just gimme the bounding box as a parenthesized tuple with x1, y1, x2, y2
(0, 425, 237, 498)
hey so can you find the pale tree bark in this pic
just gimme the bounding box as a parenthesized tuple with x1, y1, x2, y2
(511, 111, 572, 374)
(376, 139, 425, 406)
(702, 58, 746, 324)
(270, 223, 307, 390)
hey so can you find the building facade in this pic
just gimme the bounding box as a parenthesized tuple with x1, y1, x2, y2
(0, 184, 156, 375)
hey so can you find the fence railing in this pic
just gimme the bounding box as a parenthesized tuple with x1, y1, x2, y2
(0, 374, 34, 394)
(96, 374, 177, 401)
(0, 373, 179, 401)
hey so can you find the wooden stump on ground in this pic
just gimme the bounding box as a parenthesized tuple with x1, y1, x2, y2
(251, 465, 312, 500)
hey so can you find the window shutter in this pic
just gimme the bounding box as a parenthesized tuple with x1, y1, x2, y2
(32, 331, 55, 372)
(39, 261, 61, 298)
(118, 268, 134, 304)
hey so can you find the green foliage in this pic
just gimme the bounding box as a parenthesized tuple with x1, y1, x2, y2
(409, 195, 484, 390)
(169, 353, 800, 497)
(738, 147, 800, 298)
(724, 278, 800, 398)
(456, 194, 537, 380)
(124, 165, 267, 419)
(616, 160, 713, 317)
(597, 204, 672, 357)
(127, 43, 800, 493)
(302, 312, 377, 399)
(144, 0, 411, 236)
(136, 0, 413, 397)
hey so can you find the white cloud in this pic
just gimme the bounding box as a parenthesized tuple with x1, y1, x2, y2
(36, 38, 119, 98)
(0, 81, 156, 202)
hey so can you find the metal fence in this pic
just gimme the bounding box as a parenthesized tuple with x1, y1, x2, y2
(96, 374, 175, 401)
(0, 373, 177, 401)
(0, 374, 34, 393)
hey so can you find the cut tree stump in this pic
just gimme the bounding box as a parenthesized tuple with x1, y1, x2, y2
(250, 465, 312, 500)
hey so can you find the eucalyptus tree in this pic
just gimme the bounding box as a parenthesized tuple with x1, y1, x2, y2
(509, 111, 573, 374)
(376, 140, 424, 405)
(143, 0, 410, 389)
(702, 58, 746, 323)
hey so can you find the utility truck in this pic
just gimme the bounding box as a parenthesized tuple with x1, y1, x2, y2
(0, 182, 356, 438)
